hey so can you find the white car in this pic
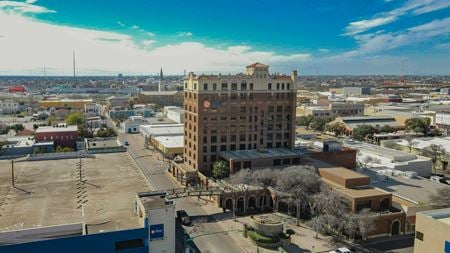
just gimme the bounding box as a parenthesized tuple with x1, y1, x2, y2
(329, 247, 352, 253)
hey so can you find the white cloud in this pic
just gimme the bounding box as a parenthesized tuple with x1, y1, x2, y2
(345, 0, 450, 35)
(25, 0, 38, 3)
(178, 32, 193, 37)
(318, 48, 330, 53)
(339, 17, 450, 58)
(116, 21, 125, 27)
(0, 0, 55, 14)
(146, 32, 155, 37)
(345, 16, 398, 35)
(0, 10, 310, 75)
(131, 25, 139, 30)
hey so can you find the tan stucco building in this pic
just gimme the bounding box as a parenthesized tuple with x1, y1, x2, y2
(414, 208, 450, 253)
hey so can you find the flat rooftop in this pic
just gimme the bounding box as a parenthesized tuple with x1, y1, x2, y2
(318, 167, 370, 180)
(321, 178, 389, 199)
(0, 153, 151, 234)
(140, 124, 184, 137)
(344, 140, 418, 162)
(35, 125, 78, 133)
(219, 148, 301, 161)
(362, 168, 449, 204)
(153, 135, 183, 148)
(420, 208, 450, 225)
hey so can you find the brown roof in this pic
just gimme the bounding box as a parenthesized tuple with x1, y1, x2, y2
(246, 62, 268, 68)
(16, 129, 34, 136)
(323, 178, 390, 199)
(318, 167, 368, 180)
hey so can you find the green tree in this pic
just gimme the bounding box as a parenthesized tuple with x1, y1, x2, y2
(310, 118, 329, 131)
(96, 127, 117, 137)
(65, 111, 85, 125)
(9, 124, 24, 133)
(296, 115, 313, 126)
(325, 122, 347, 136)
(379, 125, 394, 133)
(352, 125, 377, 141)
(212, 160, 229, 179)
(405, 117, 431, 135)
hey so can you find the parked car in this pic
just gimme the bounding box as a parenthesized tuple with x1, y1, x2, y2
(176, 210, 191, 226)
(329, 247, 353, 253)
(123, 141, 129, 146)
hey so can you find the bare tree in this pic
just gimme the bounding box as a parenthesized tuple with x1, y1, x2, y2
(405, 136, 418, 153)
(429, 188, 450, 209)
(252, 168, 278, 212)
(422, 144, 447, 174)
(228, 169, 252, 215)
(357, 208, 375, 240)
(276, 166, 322, 224)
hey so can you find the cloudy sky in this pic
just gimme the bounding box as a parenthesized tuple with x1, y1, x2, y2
(0, 0, 449, 75)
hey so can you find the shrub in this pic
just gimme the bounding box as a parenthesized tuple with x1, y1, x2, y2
(247, 231, 279, 244)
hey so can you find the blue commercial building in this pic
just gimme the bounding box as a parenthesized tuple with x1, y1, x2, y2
(0, 222, 149, 253)
(109, 109, 153, 119)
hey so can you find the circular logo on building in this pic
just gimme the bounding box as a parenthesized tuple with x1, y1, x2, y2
(203, 100, 211, 108)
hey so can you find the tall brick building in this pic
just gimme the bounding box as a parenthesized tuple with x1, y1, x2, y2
(183, 63, 298, 174)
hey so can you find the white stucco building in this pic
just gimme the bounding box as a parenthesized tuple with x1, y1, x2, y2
(344, 140, 433, 177)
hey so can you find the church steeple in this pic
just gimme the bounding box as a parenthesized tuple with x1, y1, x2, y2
(160, 67, 164, 81)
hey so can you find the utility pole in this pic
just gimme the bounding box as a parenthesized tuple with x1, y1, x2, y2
(11, 160, 15, 187)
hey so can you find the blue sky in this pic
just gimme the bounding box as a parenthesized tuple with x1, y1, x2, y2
(0, 0, 449, 75)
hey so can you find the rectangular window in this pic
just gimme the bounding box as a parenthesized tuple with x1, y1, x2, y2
(415, 231, 424, 241)
(250, 83, 254, 90)
(203, 83, 208, 90)
(268, 83, 272, 90)
(241, 83, 247, 90)
(277, 83, 280, 90)
(220, 145, 227, 151)
(213, 83, 217, 90)
(231, 83, 238, 90)
(221, 83, 228, 90)
(115, 239, 144, 251)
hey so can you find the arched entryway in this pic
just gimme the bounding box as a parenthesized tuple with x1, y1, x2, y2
(224, 198, 233, 211)
(248, 196, 256, 210)
(391, 220, 400, 235)
(278, 200, 289, 214)
(237, 197, 245, 212)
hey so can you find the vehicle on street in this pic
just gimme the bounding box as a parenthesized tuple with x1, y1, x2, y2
(329, 247, 353, 253)
(124, 141, 129, 146)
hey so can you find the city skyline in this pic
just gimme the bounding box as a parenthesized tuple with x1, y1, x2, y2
(0, 0, 449, 75)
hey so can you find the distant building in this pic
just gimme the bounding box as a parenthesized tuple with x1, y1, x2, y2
(8, 85, 25, 93)
(38, 99, 93, 110)
(84, 103, 102, 117)
(331, 116, 403, 134)
(140, 124, 183, 157)
(436, 112, 450, 130)
(122, 116, 149, 134)
(1, 136, 53, 156)
(35, 124, 78, 149)
(342, 87, 371, 96)
(136, 91, 183, 107)
(440, 88, 450, 94)
(344, 140, 432, 177)
(414, 209, 450, 253)
(0, 100, 19, 114)
(164, 106, 184, 124)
